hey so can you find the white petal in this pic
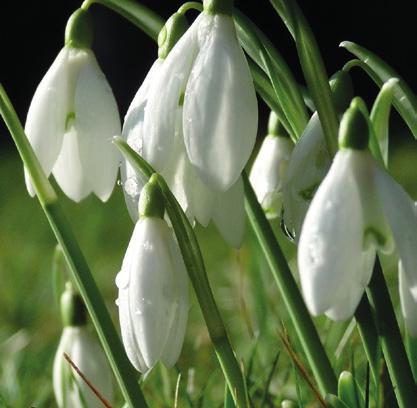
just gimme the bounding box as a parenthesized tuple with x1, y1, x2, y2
(24, 47, 73, 196)
(125, 219, 177, 370)
(282, 113, 330, 239)
(121, 60, 163, 221)
(375, 166, 417, 298)
(143, 16, 201, 170)
(183, 14, 258, 191)
(75, 51, 121, 201)
(298, 150, 367, 316)
(399, 264, 417, 337)
(249, 135, 293, 217)
(189, 173, 215, 227)
(212, 176, 245, 248)
(325, 248, 375, 321)
(160, 233, 189, 367)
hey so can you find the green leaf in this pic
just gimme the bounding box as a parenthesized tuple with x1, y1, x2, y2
(370, 78, 398, 167)
(341, 41, 417, 140)
(224, 384, 236, 408)
(269, 0, 339, 156)
(235, 10, 309, 139)
(84, 0, 164, 41)
(338, 371, 364, 408)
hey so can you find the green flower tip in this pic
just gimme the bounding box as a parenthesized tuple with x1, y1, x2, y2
(339, 97, 369, 150)
(203, 0, 234, 16)
(61, 282, 87, 327)
(330, 70, 354, 113)
(65, 8, 94, 49)
(139, 175, 165, 219)
(281, 400, 298, 408)
(267, 111, 288, 138)
(158, 12, 189, 59)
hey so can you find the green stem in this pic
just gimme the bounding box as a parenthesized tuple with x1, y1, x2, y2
(82, 0, 164, 41)
(242, 173, 337, 396)
(113, 137, 248, 408)
(354, 295, 380, 385)
(366, 259, 417, 408)
(178, 2, 203, 14)
(0, 85, 148, 408)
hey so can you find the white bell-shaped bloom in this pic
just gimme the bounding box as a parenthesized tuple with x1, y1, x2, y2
(143, 11, 257, 192)
(25, 45, 121, 202)
(282, 113, 330, 239)
(250, 135, 293, 218)
(116, 216, 189, 373)
(298, 147, 417, 321)
(123, 56, 245, 248)
(53, 326, 113, 408)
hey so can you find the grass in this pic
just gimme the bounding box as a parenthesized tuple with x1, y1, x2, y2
(0, 133, 417, 407)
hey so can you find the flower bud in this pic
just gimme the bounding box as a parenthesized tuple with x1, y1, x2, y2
(158, 12, 189, 59)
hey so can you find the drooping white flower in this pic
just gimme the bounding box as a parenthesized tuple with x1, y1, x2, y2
(53, 327, 114, 408)
(25, 9, 120, 202)
(122, 10, 246, 248)
(143, 6, 258, 192)
(298, 101, 417, 321)
(116, 181, 189, 373)
(249, 130, 293, 219)
(53, 284, 113, 408)
(282, 113, 330, 239)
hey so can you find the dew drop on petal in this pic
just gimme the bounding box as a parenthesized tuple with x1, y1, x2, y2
(115, 270, 130, 289)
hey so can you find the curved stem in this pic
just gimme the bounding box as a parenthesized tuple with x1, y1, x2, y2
(114, 137, 249, 408)
(366, 259, 417, 408)
(242, 173, 337, 396)
(178, 2, 203, 14)
(0, 85, 148, 408)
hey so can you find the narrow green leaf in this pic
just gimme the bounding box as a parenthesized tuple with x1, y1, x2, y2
(260, 351, 280, 408)
(235, 10, 309, 139)
(269, 0, 339, 156)
(52, 244, 67, 311)
(224, 384, 236, 408)
(84, 0, 164, 41)
(338, 371, 364, 408)
(370, 78, 398, 167)
(341, 41, 417, 140)
(406, 335, 417, 383)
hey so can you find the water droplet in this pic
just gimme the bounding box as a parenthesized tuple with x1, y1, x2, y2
(115, 270, 130, 289)
(117, 179, 123, 186)
(124, 177, 140, 198)
(143, 240, 154, 251)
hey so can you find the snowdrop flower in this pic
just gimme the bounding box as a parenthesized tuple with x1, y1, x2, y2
(250, 112, 293, 219)
(282, 71, 353, 239)
(53, 283, 113, 407)
(298, 98, 417, 321)
(25, 9, 121, 202)
(143, 0, 258, 192)
(116, 178, 189, 373)
(122, 9, 245, 248)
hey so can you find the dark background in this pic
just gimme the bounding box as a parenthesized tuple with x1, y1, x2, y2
(0, 0, 416, 149)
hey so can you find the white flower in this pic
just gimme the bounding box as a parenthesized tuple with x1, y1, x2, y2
(298, 147, 417, 321)
(122, 56, 245, 248)
(249, 134, 293, 218)
(24, 45, 121, 202)
(282, 113, 330, 239)
(142, 11, 258, 192)
(116, 216, 189, 373)
(53, 326, 113, 408)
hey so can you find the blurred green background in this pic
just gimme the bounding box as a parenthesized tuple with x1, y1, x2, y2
(1, 134, 416, 406)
